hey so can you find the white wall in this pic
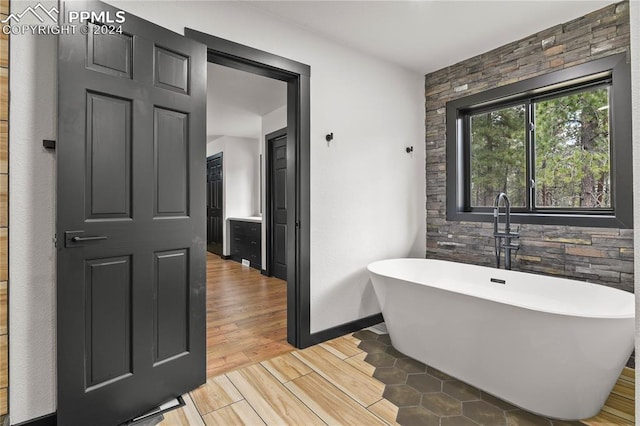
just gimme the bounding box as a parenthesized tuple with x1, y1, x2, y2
(262, 105, 287, 141)
(630, 0, 640, 416)
(10, 0, 425, 421)
(104, 0, 426, 334)
(206, 137, 260, 255)
(207, 102, 262, 140)
(9, 1, 58, 423)
(206, 136, 224, 158)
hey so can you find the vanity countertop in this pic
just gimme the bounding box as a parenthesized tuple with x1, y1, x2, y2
(228, 216, 262, 223)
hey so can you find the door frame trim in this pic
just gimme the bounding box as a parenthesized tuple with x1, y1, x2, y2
(185, 29, 312, 348)
(264, 127, 287, 279)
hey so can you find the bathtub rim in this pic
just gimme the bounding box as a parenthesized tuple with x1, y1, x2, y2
(367, 258, 634, 320)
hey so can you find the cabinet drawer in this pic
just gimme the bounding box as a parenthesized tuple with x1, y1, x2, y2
(230, 221, 248, 236)
(231, 243, 243, 255)
(247, 242, 260, 258)
(247, 224, 260, 237)
(229, 220, 262, 269)
(249, 253, 260, 266)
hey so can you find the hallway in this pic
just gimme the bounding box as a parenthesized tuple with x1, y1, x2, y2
(205, 253, 293, 377)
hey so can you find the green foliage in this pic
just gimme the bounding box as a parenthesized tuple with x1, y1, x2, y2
(534, 87, 610, 208)
(470, 105, 526, 207)
(469, 86, 610, 209)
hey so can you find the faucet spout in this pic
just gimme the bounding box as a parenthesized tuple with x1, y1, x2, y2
(493, 193, 518, 270)
(494, 192, 511, 235)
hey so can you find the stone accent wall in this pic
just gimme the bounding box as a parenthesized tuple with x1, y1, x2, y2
(425, 1, 633, 292)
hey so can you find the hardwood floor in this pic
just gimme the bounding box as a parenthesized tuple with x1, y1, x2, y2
(583, 367, 635, 425)
(205, 253, 293, 378)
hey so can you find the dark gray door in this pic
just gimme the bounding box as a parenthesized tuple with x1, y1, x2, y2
(57, 1, 206, 425)
(269, 132, 287, 280)
(207, 153, 223, 255)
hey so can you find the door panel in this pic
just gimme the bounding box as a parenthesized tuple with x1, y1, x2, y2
(154, 249, 189, 364)
(86, 92, 132, 219)
(207, 153, 223, 254)
(154, 47, 189, 93)
(58, 1, 206, 425)
(275, 224, 286, 266)
(85, 256, 132, 389)
(87, 28, 133, 77)
(154, 107, 188, 216)
(270, 135, 287, 280)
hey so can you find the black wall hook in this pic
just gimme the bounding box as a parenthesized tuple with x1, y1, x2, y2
(325, 133, 334, 142)
(406, 146, 414, 153)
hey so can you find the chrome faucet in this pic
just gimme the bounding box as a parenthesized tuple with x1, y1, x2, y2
(493, 193, 519, 270)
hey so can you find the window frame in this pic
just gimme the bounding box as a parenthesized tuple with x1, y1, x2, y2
(445, 53, 632, 228)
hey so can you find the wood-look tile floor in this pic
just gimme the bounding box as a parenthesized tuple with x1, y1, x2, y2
(204, 253, 293, 377)
(159, 330, 635, 426)
(583, 367, 634, 426)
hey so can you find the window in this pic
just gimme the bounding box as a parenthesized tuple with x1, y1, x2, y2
(469, 84, 611, 210)
(446, 54, 632, 228)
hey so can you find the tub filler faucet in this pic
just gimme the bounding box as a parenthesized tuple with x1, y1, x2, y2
(493, 193, 519, 270)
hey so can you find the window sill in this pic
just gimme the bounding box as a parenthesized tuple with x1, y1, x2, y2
(446, 211, 631, 229)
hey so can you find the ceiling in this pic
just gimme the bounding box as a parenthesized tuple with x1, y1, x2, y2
(207, 62, 287, 139)
(206, 0, 616, 138)
(242, 1, 617, 74)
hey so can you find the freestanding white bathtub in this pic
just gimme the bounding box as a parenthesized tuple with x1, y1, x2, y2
(367, 258, 635, 420)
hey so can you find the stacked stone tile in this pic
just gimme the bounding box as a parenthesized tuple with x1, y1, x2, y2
(425, 2, 633, 292)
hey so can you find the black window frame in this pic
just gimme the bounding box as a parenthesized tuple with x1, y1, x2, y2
(445, 53, 632, 228)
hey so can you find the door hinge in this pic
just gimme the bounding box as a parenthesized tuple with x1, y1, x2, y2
(53, 234, 57, 248)
(295, 221, 301, 228)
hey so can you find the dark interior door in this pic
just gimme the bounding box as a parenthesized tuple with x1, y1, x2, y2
(207, 153, 223, 255)
(57, 1, 206, 425)
(269, 131, 288, 280)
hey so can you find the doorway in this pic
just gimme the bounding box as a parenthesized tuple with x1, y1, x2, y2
(186, 29, 312, 349)
(204, 61, 290, 375)
(207, 153, 223, 255)
(266, 128, 288, 280)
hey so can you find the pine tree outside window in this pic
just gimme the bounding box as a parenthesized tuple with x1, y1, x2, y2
(445, 54, 632, 228)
